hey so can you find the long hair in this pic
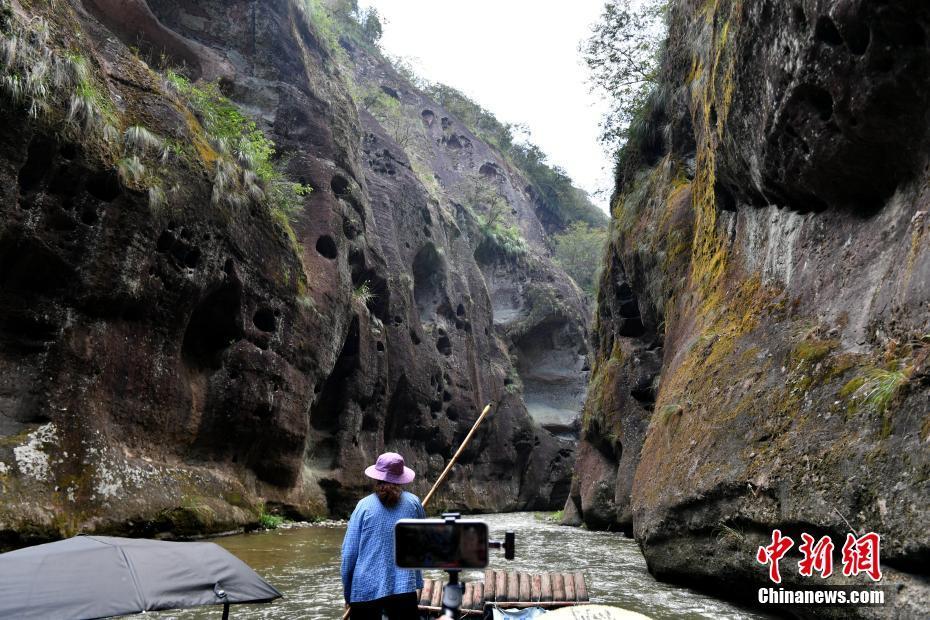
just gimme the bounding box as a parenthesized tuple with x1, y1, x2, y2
(375, 481, 402, 507)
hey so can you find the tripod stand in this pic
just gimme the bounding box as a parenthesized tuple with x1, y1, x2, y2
(434, 513, 515, 620)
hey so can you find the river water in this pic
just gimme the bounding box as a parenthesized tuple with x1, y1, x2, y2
(146, 513, 769, 620)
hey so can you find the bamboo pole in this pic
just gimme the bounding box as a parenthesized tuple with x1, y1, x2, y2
(422, 403, 494, 509)
(344, 402, 494, 619)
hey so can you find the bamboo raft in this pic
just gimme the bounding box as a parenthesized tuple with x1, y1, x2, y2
(418, 570, 590, 617)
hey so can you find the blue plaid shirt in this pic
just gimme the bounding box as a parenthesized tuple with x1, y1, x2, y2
(341, 491, 425, 603)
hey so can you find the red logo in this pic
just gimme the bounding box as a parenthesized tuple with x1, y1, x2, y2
(798, 533, 834, 578)
(756, 529, 794, 584)
(757, 530, 882, 583)
(841, 532, 882, 581)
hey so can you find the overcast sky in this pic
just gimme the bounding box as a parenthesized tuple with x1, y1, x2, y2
(357, 0, 612, 212)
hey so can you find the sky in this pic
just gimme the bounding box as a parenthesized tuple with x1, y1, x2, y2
(357, 0, 612, 212)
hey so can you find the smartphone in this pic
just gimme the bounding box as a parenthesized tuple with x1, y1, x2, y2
(394, 519, 489, 569)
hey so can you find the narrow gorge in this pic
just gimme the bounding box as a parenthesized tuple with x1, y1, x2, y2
(0, 0, 603, 545)
(1, 0, 928, 618)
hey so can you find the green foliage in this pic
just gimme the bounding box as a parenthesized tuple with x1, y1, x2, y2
(166, 71, 275, 180)
(417, 80, 605, 230)
(362, 86, 417, 148)
(353, 281, 375, 305)
(166, 69, 312, 221)
(123, 125, 162, 152)
(714, 523, 747, 545)
(297, 0, 344, 59)
(358, 7, 383, 44)
(424, 82, 517, 152)
(257, 503, 285, 530)
(583, 0, 668, 155)
(296, 0, 381, 61)
(553, 222, 609, 298)
(655, 403, 683, 427)
(462, 176, 527, 261)
(117, 155, 145, 187)
(509, 141, 607, 230)
(148, 184, 167, 210)
(0, 15, 114, 133)
(840, 366, 911, 415)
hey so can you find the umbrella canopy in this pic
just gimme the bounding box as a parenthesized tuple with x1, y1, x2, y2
(0, 535, 282, 619)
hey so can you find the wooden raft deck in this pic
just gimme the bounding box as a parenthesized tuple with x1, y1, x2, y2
(418, 570, 590, 617)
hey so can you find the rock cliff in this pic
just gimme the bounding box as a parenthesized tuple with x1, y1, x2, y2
(567, 0, 930, 616)
(0, 0, 599, 546)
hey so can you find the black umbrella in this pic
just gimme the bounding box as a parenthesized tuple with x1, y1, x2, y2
(0, 535, 282, 619)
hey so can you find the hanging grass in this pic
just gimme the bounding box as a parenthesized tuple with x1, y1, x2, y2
(840, 365, 911, 415)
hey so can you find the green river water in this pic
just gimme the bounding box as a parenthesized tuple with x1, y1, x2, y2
(145, 513, 770, 620)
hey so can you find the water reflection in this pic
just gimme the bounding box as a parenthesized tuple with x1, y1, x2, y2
(145, 513, 767, 620)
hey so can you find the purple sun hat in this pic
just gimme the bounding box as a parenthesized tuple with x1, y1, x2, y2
(364, 452, 415, 484)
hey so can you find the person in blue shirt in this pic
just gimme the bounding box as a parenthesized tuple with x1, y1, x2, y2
(342, 452, 425, 619)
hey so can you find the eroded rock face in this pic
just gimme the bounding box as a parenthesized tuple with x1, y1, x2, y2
(571, 0, 930, 616)
(0, 0, 589, 545)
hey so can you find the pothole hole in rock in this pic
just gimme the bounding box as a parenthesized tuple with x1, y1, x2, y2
(436, 334, 452, 356)
(1, 308, 60, 353)
(184, 247, 201, 269)
(310, 315, 360, 433)
(59, 142, 78, 160)
(412, 243, 447, 322)
(715, 181, 737, 212)
(330, 174, 350, 196)
(380, 85, 399, 99)
(844, 20, 871, 55)
(86, 170, 122, 202)
(479, 162, 500, 179)
(182, 281, 243, 370)
(630, 374, 658, 407)
(615, 282, 646, 337)
(0, 235, 73, 295)
(384, 375, 418, 443)
(316, 235, 338, 259)
(348, 254, 391, 321)
(815, 16, 844, 46)
(253, 307, 277, 333)
(81, 208, 99, 226)
(18, 137, 56, 193)
(421, 109, 435, 126)
(795, 83, 834, 122)
(883, 18, 926, 47)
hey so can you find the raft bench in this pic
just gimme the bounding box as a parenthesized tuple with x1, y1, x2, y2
(418, 570, 590, 617)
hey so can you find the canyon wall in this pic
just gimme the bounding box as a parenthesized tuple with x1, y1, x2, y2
(0, 0, 598, 547)
(567, 0, 930, 617)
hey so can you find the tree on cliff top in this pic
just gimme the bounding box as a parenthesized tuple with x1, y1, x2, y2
(583, 0, 667, 157)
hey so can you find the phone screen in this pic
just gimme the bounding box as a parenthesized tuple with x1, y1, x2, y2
(394, 519, 489, 569)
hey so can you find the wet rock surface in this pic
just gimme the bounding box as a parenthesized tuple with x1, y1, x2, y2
(569, 0, 930, 617)
(0, 0, 592, 546)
